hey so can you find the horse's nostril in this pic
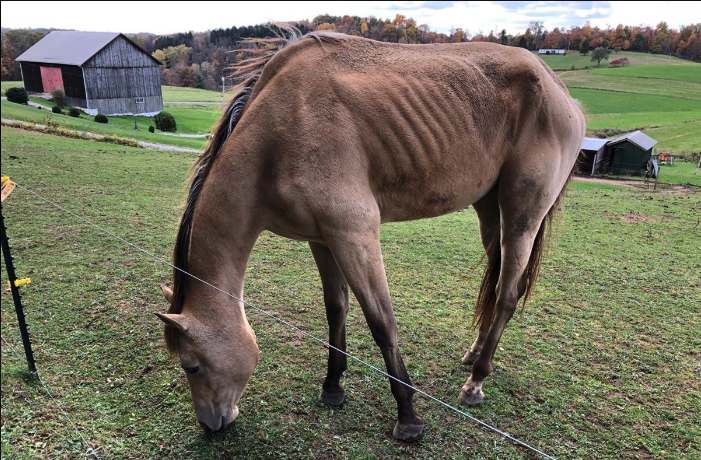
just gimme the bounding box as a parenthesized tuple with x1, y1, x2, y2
(221, 415, 234, 430)
(199, 421, 212, 432)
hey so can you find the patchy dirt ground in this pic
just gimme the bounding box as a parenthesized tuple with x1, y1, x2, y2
(573, 175, 698, 195)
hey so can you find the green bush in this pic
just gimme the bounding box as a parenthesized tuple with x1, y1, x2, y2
(153, 111, 176, 132)
(68, 107, 81, 117)
(50, 88, 67, 108)
(52, 106, 62, 114)
(94, 114, 108, 124)
(6, 87, 29, 104)
(148, 125, 155, 133)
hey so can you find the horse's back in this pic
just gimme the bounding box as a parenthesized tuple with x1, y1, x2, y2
(239, 35, 585, 226)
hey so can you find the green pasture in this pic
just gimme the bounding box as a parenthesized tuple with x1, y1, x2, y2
(161, 85, 232, 103)
(551, 61, 701, 153)
(590, 64, 701, 83)
(1, 99, 206, 150)
(22, 96, 221, 135)
(1, 81, 23, 92)
(3, 81, 226, 104)
(535, 50, 691, 70)
(1, 126, 699, 459)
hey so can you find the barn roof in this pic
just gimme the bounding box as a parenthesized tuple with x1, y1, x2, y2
(16, 31, 160, 66)
(581, 137, 608, 151)
(608, 130, 658, 151)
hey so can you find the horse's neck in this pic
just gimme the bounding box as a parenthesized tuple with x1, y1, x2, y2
(186, 199, 261, 322)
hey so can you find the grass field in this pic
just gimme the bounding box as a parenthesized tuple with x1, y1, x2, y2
(3, 81, 227, 104)
(553, 61, 701, 153)
(161, 86, 232, 102)
(23, 96, 221, 136)
(2, 126, 700, 460)
(1, 99, 207, 150)
(536, 50, 689, 70)
(590, 64, 701, 83)
(656, 161, 701, 186)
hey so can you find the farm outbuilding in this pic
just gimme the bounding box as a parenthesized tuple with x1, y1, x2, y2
(578, 137, 608, 175)
(538, 49, 566, 55)
(604, 130, 658, 175)
(578, 131, 659, 177)
(16, 31, 163, 115)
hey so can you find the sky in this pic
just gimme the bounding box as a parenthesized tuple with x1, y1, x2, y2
(1, 1, 699, 36)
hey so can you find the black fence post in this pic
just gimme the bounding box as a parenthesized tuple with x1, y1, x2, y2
(1, 203, 37, 373)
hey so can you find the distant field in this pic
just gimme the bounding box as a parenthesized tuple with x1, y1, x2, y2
(656, 161, 700, 186)
(645, 122, 701, 153)
(3, 81, 226, 104)
(161, 85, 231, 102)
(1, 99, 206, 149)
(590, 64, 701, 83)
(544, 57, 701, 153)
(559, 69, 701, 101)
(1, 81, 23, 92)
(568, 88, 700, 114)
(536, 50, 691, 70)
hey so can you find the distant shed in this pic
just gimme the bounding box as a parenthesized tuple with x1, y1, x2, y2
(16, 31, 163, 115)
(605, 130, 658, 175)
(578, 137, 608, 175)
(538, 49, 566, 55)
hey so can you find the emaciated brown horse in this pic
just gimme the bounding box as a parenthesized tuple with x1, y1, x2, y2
(156, 30, 585, 439)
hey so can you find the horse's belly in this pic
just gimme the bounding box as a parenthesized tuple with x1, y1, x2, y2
(376, 170, 498, 223)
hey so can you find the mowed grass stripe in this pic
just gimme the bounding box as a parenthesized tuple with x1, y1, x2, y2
(535, 51, 693, 70)
(590, 64, 701, 84)
(560, 71, 701, 101)
(569, 88, 701, 114)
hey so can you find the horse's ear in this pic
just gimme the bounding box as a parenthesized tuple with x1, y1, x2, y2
(160, 284, 174, 305)
(155, 312, 189, 332)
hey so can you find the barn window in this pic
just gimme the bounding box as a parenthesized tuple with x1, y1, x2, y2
(135, 97, 145, 104)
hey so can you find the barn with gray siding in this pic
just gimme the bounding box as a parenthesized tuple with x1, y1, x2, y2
(16, 31, 163, 115)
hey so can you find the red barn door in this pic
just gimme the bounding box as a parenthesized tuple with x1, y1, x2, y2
(40, 67, 64, 92)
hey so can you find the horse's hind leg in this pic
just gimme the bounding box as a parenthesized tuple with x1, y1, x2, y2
(462, 187, 500, 367)
(459, 167, 567, 407)
(310, 242, 349, 406)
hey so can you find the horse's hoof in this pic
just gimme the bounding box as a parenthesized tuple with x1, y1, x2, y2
(318, 389, 345, 406)
(458, 386, 484, 407)
(461, 349, 480, 366)
(392, 420, 425, 441)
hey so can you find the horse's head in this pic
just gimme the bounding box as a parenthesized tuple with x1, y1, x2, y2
(156, 284, 259, 432)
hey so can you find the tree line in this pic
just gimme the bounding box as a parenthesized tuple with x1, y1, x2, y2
(2, 16, 699, 90)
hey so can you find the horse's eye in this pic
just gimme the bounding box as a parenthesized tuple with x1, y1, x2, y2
(184, 366, 200, 374)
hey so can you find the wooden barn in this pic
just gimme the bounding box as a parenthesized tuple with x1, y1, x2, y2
(16, 31, 163, 115)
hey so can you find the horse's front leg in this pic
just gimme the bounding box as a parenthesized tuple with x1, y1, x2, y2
(310, 242, 349, 406)
(323, 223, 424, 441)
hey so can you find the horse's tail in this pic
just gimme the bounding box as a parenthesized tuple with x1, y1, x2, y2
(472, 180, 569, 328)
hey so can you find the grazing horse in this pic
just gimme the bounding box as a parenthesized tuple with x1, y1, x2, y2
(156, 30, 585, 439)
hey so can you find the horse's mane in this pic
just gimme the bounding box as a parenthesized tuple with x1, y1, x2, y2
(164, 26, 343, 353)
